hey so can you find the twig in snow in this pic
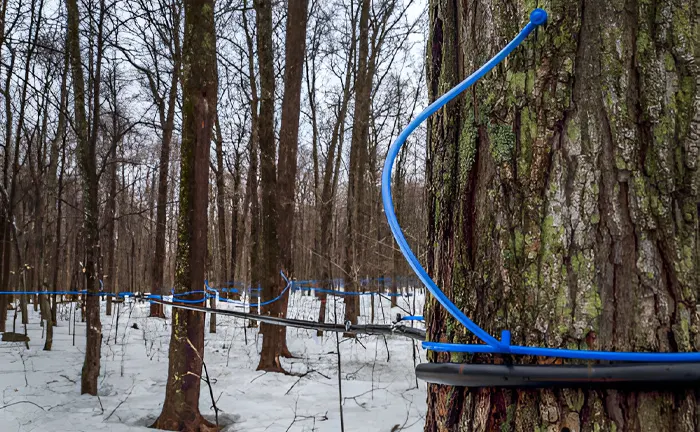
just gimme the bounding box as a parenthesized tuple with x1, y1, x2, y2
(18, 351, 28, 387)
(0, 401, 45, 411)
(105, 383, 134, 421)
(284, 369, 315, 395)
(202, 360, 219, 429)
(250, 372, 267, 383)
(96, 393, 104, 414)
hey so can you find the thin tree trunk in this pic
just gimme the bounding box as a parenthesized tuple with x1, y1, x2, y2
(424, 1, 700, 431)
(152, 0, 217, 428)
(343, 0, 372, 330)
(315, 2, 356, 336)
(228, 147, 243, 298)
(66, 0, 103, 396)
(149, 0, 181, 319)
(242, 0, 260, 323)
(211, 114, 228, 333)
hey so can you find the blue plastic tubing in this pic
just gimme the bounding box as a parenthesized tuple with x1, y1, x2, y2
(381, 8, 700, 362)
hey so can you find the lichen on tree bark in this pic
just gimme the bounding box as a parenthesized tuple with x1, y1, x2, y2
(425, 0, 699, 431)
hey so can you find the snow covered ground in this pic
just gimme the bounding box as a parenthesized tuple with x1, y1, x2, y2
(0, 290, 427, 431)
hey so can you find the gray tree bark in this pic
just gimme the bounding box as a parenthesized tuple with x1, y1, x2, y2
(425, 1, 700, 431)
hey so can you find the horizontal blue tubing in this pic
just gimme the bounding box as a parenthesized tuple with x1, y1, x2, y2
(381, 8, 700, 362)
(402, 316, 424, 321)
(208, 271, 292, 308)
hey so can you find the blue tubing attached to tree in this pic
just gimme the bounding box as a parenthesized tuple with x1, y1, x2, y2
(381, 8, 700, 362)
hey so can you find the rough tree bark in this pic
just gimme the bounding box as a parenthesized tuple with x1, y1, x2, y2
(343, 0, 371, 328)
(66, 0, 103, 396)
(151, 0, 217, 429)
(424, 1, 700, 431)
(255, 0, 284, 372)
(272, 0, 309, 360)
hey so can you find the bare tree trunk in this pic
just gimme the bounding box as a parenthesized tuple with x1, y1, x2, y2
(211, 114, 228, 333)
(424, 1, 700, 431)
(255, 0, 283, 372)
(66, 0, 103, 396)
(148, 0, 181, 319)
(105, 66, 120, 318)
(343, 0, 372, 329)
(228, 147, 243, 297)
(274, 0, 309, 359)
(0, 33, 14, 331)
(242, 1, 260, 321)
(152, 0, 217, 428)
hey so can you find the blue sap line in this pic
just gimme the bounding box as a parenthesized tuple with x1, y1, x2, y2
(381, 8, 700, 362)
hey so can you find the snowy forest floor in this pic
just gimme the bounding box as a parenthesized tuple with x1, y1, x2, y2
(0, 291, 427, 431)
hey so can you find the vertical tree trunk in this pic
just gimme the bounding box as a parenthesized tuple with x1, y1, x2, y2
(255, 0, 283, 372)
(242, 0, 261, 322)
(211, 114, 227, 333)
(275, 0, 309, 358)
(149, 0, 181, 319)
(0, 39, 14, 333)
(66, 0, 103, 396)
(229, 147, 243, 298)
(105, 67, 119, 317)
(152, 0, 217, 428)
(424, 1, 700, 431)
(343, 0, 371, 328)
(45, 40, 68, 347)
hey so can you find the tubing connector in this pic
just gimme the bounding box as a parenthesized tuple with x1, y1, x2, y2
(529, 8, 548, 26)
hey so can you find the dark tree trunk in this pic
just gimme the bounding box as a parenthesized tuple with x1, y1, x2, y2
(152, 0, 217, 429)
(211, 114, 227, 332)
(255, 0, 284, 372)
(66, 0, 103, 396)
(241, 0, 261, 321)
(424, 1, 700, 431)
(229, 147, 243, 299)
(150, 1, 181, 319)
(343, 0, 371, 329)
(105, 74, 119, 317)
(274, 0, 309, 358)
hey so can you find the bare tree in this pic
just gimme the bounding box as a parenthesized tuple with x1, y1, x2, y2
(65, 0, 106, 396)
(152, 0, 217, 428)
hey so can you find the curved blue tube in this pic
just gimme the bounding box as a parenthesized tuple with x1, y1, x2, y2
(381, 8, 700, 362)
(382, 9, 548, 350)
(212, 271, 294, 308)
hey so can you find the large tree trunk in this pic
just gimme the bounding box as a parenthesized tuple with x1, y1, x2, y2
(152, 0, 217, 429)
(274, 0, 309, 358)
(424, 1, 700, 431)
(255, 0, 284, 372)
(66, 0, 103, 396)
(343, 0, 371, 328)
